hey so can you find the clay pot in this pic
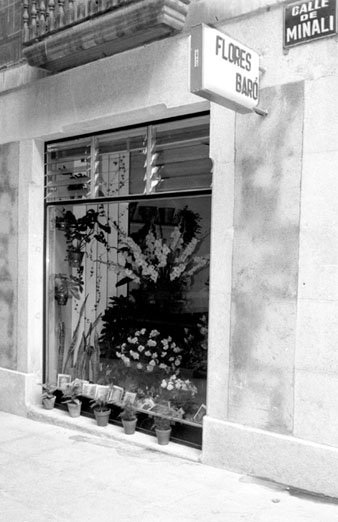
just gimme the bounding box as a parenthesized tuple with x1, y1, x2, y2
(67, 250, 84, 268)
(94, 409, 111, 427)
(155, 428, 171, 445)
(55, 291, 68, 306)
(42, 396, 56, 410)
(122, 418, 137, 435)
(67, 402, 82, 418)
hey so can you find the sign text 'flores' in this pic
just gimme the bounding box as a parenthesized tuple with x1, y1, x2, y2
(190, 24, 260, 114)
(284, 0, 337, 48)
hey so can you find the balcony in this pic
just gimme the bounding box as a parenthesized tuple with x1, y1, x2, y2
(22, 0, 191, 72)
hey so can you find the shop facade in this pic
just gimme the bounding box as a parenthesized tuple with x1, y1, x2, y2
(1, 0, 338, 497)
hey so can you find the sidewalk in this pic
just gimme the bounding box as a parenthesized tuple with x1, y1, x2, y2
(1, 410, 338, 522)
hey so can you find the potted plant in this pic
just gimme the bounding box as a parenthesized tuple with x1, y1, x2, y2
(42, 383, 57, 410)
(61, 381, 82, 417)
(54, 273, 83, 305)
(119, 401, 137, 435)
(152, 404, 178, 445)
(56, 208, 111, 268)
(90, 397, 111, 427)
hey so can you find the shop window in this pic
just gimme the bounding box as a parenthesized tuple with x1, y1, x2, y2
(45, 114, 211, 447)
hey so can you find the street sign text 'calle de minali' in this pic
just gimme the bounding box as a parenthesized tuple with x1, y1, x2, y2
(284, 0, 337, 48)
(190, 24, 260, 114)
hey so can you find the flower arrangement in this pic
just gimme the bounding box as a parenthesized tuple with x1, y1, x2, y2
(111, 225, 209, 290)
(160, 375, 198, 398)
(116, 328, 183, 374)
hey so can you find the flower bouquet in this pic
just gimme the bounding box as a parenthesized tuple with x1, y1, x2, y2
(160, 375, 198, 411)
(111, 224, 209, 292)
(116, 328, 183, 374)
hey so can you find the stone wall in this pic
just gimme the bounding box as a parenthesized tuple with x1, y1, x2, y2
(229, 82, 304, 434)
(0, 142, 18, 370)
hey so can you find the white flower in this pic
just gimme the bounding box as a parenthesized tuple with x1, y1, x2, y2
(145, 350, 151, 357)
(175, 359, 181, 366)
(150, 330, 160, 338)
(137, 363, 143, 370)
(173, 347, 181, 353)
(146, 365, 154, 372)
(138, 345, 145, 352)
(147, 339, 157, 347)
(161, 380, 167, 388)
(140, 328, 146, 335)
(122, 356, 131, 367)
(167, 383, 174, 391)
(149, 360, 156, 367)
(159, 363, 167, 370)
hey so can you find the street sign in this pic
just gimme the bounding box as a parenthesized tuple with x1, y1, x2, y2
(284, 0, 337, 48)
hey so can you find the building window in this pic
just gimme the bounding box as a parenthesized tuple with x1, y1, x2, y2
(45, 114, 211, 446)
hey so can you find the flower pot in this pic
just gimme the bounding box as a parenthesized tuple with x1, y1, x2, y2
(94, 409, 111, 427)
(155, 428, 172, 445)
(67, 401, 82, 418)
(42, 396, 56, 410)
(67, 250, 84, 268)
(122, 418, 137, 435)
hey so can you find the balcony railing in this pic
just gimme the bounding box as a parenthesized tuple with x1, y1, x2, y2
(22, 0, 191, 72)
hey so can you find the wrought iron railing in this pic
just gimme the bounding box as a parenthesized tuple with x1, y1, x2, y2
(22, 0, 138, 43)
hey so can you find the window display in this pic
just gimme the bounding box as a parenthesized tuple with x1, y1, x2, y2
(45, 115, 211, 446)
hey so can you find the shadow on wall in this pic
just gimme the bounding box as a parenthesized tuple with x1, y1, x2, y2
(229, 81, 305, 434)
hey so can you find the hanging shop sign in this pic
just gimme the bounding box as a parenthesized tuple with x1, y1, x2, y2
(284, 0, 337, 48)
(190, 24, 260, 114)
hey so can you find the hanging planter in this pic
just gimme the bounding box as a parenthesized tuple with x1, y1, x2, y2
(55, 290, 69, 306)
(55, 209, 111, 269)
(54, 273, 83, 305)
(67, 250, 85, 268)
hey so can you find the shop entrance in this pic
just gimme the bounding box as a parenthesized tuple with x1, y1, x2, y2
(45, 114, 211, 447)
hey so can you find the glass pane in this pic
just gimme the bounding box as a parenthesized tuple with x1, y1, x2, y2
(45, 138, 91, 202)
(96, 128, 146, 197)
(149, 116, 212, 193)
(46, 116, 211, 201)
(46, 196, 210, 434)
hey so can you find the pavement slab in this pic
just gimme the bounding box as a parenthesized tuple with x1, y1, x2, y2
(1, 411, 338, 522)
